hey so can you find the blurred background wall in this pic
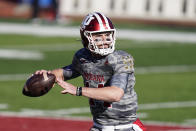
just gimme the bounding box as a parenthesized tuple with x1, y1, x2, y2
(0, 0, 196, 26)
(59, 0, 196, 26)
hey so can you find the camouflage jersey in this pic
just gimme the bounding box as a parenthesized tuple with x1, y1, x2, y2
(62, 48, 138, 126)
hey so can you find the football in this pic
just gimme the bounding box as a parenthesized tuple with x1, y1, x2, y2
(23, 72, 56, 97)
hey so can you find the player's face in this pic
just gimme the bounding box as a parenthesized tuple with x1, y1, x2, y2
(92, 32, 113, 49)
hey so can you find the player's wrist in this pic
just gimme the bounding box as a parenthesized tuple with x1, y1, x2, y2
(76, 87, 82, 96)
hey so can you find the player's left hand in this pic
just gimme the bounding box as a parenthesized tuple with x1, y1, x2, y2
(56, 78, 77, 95)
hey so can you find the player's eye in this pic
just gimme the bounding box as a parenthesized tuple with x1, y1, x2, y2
(106, 35, 112, 41)
(94, 38, 102, 42)
(106, 38, 112, 41)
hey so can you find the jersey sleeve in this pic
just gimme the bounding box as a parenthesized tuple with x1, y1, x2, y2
(62, 54, 81, 80)
(109, 52, 135, 90)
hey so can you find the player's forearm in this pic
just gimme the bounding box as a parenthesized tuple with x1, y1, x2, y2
(82, 86, 124, 102)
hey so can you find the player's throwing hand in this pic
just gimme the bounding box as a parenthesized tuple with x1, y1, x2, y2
(56, 78, 77, 95)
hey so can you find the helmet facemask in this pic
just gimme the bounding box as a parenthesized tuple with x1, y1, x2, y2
(84, 30, 116, 56)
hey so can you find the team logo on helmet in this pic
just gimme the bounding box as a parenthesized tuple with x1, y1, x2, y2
(81, 13, 94, 29)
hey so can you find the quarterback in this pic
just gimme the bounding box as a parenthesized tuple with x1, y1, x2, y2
(35, 12, 146, 131)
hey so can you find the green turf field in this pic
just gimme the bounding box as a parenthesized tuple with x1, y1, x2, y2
(0, 34, 196, 124)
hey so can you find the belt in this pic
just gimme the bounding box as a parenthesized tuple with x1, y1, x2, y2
(93, 122, 133, 130)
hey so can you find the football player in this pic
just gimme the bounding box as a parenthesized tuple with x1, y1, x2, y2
(35, 12, 146, 131)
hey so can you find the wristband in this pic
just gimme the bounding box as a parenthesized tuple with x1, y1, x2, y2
(76, 87, 82, 96)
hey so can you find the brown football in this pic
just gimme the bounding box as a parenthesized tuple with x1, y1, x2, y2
(23, 72, 56, 97)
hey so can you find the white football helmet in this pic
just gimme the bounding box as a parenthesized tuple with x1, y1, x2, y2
(80, 12, 116, 56)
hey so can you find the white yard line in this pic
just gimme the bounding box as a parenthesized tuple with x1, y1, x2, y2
(135, 65, 196, 74)
(0, 74, 29, 81)
(139, 101, 196, 110)
(184, 119, 196, 125)
(0, 49, 43, 60)
(0, 23, 79, 37)
(1, 22, 196, 43)
(0, 107, 90, 118)
(0, 104, 8, 109)
(118, 29, 196, 43)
